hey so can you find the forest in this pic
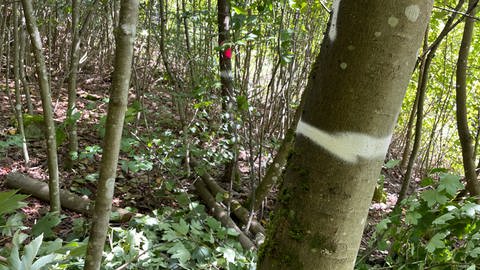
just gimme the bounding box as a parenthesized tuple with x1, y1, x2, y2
(0, 0, 479, 269)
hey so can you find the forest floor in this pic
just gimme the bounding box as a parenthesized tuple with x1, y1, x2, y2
(0, 76, 418, 264)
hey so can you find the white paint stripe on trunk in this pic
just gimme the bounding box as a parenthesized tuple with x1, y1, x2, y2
(328, 0, 341, 42)
(296, 120, 391, 163)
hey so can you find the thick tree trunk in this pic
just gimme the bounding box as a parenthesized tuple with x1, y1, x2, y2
(258, 1, 432, 269)
(21, 0, 61, 214)
(455, 0, 480, 197)
(83, 1, 139, 269)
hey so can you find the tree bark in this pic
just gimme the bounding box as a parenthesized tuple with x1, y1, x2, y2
(397, 0, 466, 204)
(65, 0, 81, 169)
(83, 1, 139, 269)
(258, 1, 433, 269)
(5, 173, 134, 222)
(13, 2, 30, 165)
(455, 0, 480, 197)
(21, 0, 61, 214)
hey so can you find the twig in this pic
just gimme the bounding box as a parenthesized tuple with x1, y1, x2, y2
(434, 5, 480, 21)
(319, 0, 330, 13)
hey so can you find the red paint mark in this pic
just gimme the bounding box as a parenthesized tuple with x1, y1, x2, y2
(224, 47, 232, 59)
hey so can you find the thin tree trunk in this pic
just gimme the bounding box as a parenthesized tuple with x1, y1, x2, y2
(13, 2, 29, 165)
(19, 16, 33, 115)
(83, 1, 139, 269)
(21, 0, 61, 214)
(397, 0, 467, 203)
(65, 0, 81, 169)
(455, 0, 480, 197)
(258, 1, 433, 269)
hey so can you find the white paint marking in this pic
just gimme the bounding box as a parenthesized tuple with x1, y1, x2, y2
(388, 16, 399, 28)
(405, 5, 420, 22)
(296, 120, 392, 163)
(340, 62, 348, 70)
(220, 70, 233, 79)
(329, 0, 341, 42)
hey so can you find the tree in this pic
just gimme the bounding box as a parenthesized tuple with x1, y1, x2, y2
(21, 0, 61, 214)
(455, 0, 480, 197)
(12, 1, 29, 165)
(83, 1, 139, 269)
(258, 1, 433, 269)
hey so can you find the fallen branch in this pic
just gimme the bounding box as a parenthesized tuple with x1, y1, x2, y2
(193, 177, 256, 250)
(5, 172, 133, 222)
(190, 159, 265, 243)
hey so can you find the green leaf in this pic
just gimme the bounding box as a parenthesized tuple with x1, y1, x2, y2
(420, 177, 434, 187)
(162, 229, 179, 242)
(438, 173, 463, 196)
(469, 247, 480, 258)
(0, 190, 28, 215)
(405, 211, 422, 225)
(226, 228, 239, 236)
(384, 159, 400, 169)
(426, 232, 446, 253)
(31, 213, 61, 238)
(466, 265, 476, 270)
(236, 95, 249, 112)
(192, 246, 211, 263)
(205, 217, 221, 231)
(232, 5, 248, 15)
(460, 203, 480, 218)
(22, 234, 44, 269)
(31, 254, 57, 270)
(219, 247, 236, 263)
(167, 242, 191, 264)
(432, 212, 455, 225)
(175, 219, 189, 235)
(421, 189, 448, 207)
(375, 218, 391, 233)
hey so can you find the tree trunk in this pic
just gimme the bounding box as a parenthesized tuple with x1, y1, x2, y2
(455, 0, 480, 197)
(21, 0, 61, 214)
(65, 0, 81, 169)
(397, 0, 466, 204)
(83, 1, 139, 269)
(13, 2, 30, 165)
(258, 1, 432, 269)
(19, 16, 34, 115)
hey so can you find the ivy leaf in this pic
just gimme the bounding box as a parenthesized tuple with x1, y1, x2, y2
(421, 190, 448, 207)
(438, 173, 463, 196)
(426, 232, 446, 253)
(432, 212, 455, 225)
(168, 242, 191, 264)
